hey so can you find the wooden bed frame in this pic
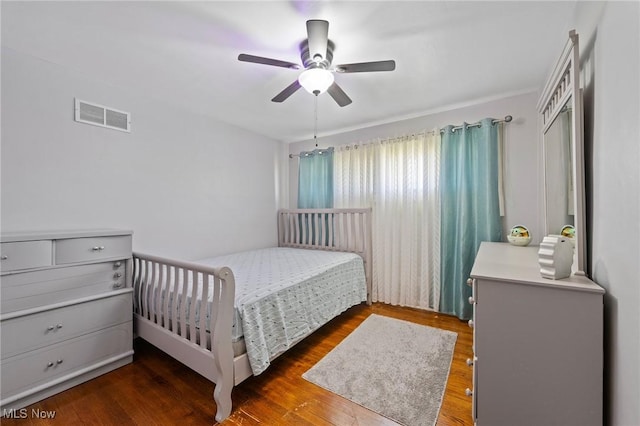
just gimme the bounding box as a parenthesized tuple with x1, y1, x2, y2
(132, 208, 371, 422)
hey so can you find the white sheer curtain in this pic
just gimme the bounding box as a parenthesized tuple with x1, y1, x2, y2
(334, 131, 441, 310)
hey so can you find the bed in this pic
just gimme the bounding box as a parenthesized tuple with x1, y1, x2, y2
(132, 208, 372, 422)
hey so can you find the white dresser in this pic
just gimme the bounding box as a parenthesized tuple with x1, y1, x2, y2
(468, 242, 604, 426)
(0, 229, 134, 412)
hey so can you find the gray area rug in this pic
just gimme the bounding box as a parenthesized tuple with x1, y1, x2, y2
(302, 314, 457, 426)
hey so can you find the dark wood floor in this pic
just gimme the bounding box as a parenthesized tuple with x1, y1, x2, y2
(2, 303, 473, 425)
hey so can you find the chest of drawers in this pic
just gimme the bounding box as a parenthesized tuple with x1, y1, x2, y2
(0, 229, 134, 412)
(467, 242, 604, 426)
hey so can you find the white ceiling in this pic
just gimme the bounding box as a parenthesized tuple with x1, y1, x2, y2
(1, 1, 576, 142)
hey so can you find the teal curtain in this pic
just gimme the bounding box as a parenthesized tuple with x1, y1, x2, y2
(440, 118, 502, 319)
(298, 148, 333, 245)
(298, 148, 334, 208)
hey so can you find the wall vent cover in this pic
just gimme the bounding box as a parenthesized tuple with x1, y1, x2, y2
(74, 98, 130, 132)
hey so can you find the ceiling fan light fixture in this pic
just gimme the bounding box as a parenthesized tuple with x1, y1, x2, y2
(298, 68, 334, 95)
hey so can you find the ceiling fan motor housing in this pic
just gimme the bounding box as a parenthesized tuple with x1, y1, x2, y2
(300, 40, 334, 70)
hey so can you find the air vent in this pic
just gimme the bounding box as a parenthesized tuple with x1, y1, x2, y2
(74, 98, 130, 132)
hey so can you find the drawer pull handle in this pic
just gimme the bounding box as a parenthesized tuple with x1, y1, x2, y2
(113, 282, 123, 289)
(114, 261, 122, 268)
(47, 361, 54, 368)
(466, 358, 474, 367)
(56, 324, 63, 329)
(1, 255, 8, 260)
(56, 359, 63, 365)
(92, 246, 105, 251)
(466, 278, 473, 287)
(465, 388, 473, 397)
(468, 296, 475, 304)
(114, 272, 122, 278)
(468, 319, 474, 328)
(47, 325, 55, 331)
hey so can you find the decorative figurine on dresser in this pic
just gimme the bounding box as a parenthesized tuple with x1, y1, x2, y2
(0, 229, 134, 413)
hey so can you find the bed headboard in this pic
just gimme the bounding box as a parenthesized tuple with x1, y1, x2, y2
(277, 208, 372, 304)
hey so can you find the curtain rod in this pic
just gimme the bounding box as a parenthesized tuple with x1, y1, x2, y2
(443, 114, 512, 133)
(289, 115, 513, 158)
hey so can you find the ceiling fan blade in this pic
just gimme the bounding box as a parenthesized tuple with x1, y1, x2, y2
(334, 60, 396, 73)
(238, 54, 300, 70)
(272, 80, 302, 103)
(327, 82, 352, 107)
(306, 20, 329, 62)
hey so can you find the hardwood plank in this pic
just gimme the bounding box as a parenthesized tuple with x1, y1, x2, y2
(1, 303, 473, 425)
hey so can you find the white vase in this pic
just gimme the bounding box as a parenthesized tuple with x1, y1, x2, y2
(538, 235, 573, 279)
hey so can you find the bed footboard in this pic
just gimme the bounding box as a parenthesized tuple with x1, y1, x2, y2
(132, 252, 235, 422)
(278, 208, 372, 304)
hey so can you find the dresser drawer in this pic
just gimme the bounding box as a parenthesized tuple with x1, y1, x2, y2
(0, 241, 52, 272)
(1, 261, 126, 314)
(0, 322, 132, 400)
(55, 235, 132, 265)
(1, 292, 132, 359)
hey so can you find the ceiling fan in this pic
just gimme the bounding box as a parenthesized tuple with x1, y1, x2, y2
(238, 19, 396, 107)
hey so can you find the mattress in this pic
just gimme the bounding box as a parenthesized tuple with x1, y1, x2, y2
(148, 247, 367, 375)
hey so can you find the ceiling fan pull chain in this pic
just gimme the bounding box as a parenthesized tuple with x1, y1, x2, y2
(314, 94, 318, 147)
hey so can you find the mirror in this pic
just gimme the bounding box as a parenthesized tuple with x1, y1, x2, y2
(544, 101, 574, 234)
(538, 30, 586, 276)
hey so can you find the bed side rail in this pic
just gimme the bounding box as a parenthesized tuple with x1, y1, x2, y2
(278, 208, 372, 304)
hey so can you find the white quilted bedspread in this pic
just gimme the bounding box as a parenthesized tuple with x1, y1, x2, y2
(195, 247, 366, 375)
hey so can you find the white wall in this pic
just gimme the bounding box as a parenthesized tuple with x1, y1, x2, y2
(288, 91, 543, 244)
(1, 47, 286, 260)
(572, 2, 640, 425)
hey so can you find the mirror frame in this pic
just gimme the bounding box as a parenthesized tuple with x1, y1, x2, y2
(537, 30, 586, 276)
